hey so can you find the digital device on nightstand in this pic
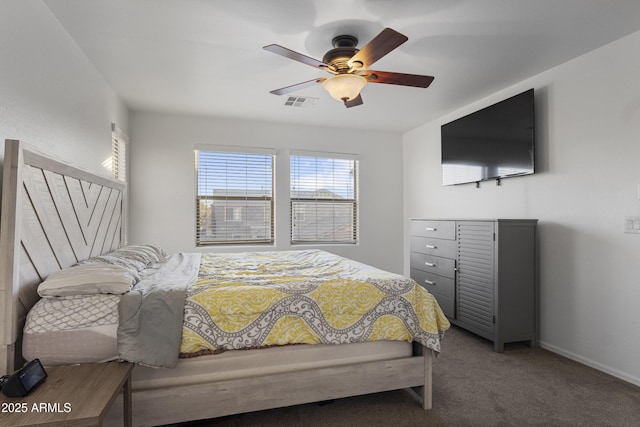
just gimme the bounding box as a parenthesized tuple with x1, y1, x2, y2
(0, 358, 48, 397)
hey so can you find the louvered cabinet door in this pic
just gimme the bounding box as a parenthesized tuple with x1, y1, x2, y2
(456, 222, 495, 339)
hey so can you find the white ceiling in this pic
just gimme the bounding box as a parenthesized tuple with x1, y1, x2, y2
(44, 0, 640, 133)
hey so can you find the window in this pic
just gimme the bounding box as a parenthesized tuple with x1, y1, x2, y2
(111, 125, 127, 182)
(290, 154, 358, 244)
(195, 148, 274, 246)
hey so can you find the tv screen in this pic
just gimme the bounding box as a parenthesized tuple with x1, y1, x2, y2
(441, 89, 535, 186)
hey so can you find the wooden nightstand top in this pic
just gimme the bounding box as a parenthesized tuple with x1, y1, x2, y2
(1, 361, 133, 427)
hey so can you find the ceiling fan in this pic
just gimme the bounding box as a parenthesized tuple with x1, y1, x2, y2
(263, 28, 434, 108)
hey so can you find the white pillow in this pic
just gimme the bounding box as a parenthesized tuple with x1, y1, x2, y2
(38, 264, 137, 297)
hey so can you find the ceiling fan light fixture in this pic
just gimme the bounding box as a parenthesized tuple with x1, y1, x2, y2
(322, 74, 367, 103)
(265, 28, 431, 108)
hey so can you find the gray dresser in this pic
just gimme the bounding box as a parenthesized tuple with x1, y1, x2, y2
(410, 219, 538, 352)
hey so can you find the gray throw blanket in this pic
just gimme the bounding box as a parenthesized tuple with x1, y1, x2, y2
(118, 252, 201, 368)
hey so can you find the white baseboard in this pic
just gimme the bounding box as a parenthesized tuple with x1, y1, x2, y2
(539, 340, 640, 387)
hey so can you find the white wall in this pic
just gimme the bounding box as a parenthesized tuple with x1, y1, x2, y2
(403, 31, 640, 385)
(0, 0, 128, 175)
(129, 112, 404, 273)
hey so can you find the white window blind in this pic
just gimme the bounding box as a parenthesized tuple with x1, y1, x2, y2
(290, 155, 358, 244)
(111, 129, 127, 182)
(195, 149, 274, 246)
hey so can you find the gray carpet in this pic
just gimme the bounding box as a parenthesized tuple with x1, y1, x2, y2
(170, 326, 640, 426)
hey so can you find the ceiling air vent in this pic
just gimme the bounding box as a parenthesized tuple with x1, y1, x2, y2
(284, 96, 318, 108)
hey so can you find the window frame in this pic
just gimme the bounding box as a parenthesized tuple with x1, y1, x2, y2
(194, 145, 275, 246)
(289, 152, 359, 245)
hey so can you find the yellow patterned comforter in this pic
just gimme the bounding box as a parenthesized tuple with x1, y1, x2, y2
(180, 250, 450, 355)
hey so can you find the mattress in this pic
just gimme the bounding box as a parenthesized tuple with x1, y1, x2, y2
(22, 324, 118, 365)
(22, 291, 413, 376)
(22, 294, 120, 364)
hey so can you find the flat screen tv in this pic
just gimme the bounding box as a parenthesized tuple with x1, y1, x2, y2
(441, 89, 535, 186)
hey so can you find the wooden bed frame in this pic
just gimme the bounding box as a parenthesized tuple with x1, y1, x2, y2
(1, 139, 434, 426)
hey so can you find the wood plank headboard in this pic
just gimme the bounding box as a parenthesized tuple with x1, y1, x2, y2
(0, 140, 126, 375)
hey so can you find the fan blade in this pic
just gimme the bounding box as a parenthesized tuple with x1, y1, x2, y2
(344, 94, 363, 108)
(362, 70, 434, 88)
(347, 28, 408, 70)
(263, 44, 331, 70)
(269, 78, 325, 96)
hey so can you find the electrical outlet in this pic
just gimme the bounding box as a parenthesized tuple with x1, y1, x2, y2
(624, 216, 640, 234)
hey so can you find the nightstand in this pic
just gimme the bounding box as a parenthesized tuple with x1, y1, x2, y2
(1, 361, 133, 427)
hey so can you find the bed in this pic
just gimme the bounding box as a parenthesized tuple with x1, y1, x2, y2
(1, 139, 450, 426)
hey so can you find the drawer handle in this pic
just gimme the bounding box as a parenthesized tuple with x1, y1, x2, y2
(424, 262, 436, 267)
(424, 279, 436, 286)
(425, 227, 437, 231)
(425, 245, 437, 249)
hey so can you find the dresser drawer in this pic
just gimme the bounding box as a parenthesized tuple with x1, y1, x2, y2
(410, 268, 455, 298)
(410, 252, 456, 279)
(411, 236, 457, 258)
(411, 269, 455, 318)
(411, 220, 456, 240)
(432, 294, 455, 318)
